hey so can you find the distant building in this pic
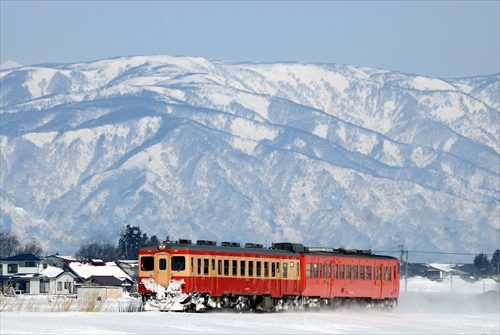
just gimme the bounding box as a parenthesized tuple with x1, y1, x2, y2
(405, 262, 479, 280)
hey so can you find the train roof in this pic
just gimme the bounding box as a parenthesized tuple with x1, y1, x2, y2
(139, 240, 399, 261)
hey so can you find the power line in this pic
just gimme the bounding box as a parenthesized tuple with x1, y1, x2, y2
(374, 250, 495, 256)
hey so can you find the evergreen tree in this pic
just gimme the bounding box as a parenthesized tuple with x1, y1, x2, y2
(473, 253, 492, 277)
(118, 225, 148, 259)
(491, 249, 500, 275)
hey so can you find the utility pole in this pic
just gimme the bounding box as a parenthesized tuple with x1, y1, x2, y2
(399, 245, 405, 265)
(405, 250, 409, 292)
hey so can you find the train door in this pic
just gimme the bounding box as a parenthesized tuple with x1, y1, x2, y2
(280, 261, 288, 294)
(272, 260, 281, 297)
(375, 263, 383, 299)
(393, 263, 399, 296)
(154, 253, 171, 289)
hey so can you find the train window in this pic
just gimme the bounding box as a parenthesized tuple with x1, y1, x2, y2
(385, 267, 391, 281)
(360, 266, 365, 280)
(159, 258, 167, 270)
(141, 256, 154, 271)
(394, 266, 397, 279)
(353, 266, 358, 280)
(212, 259, 215, 271)
(197, 258, 201, 275)
(313, 264, 318, 278)
(339, 265, 344, 279)
(375, 266, 380, 280)
(204, 259, 209, 275)
(283, 262, 288, 279)
(276, 262, 280, 273)
(224, 260, 229, 276)
(191, 257, 194, 270)
(271, 262, 276, 277)
(306, 263, 311, 278)
(256, 262, 261, 277)
(240, 260, 245, 276)
(249, 261, 254, 277)
(218, 260, 222, 275)
(366, 266, 371, 280)
(232, 260, 238, 276)
(171, 256, 185, 271)
(264, 262, 269, 277)
(332, 265, 337, 279)
(346, 265, 351, 279)
(326, 264, 331, 278)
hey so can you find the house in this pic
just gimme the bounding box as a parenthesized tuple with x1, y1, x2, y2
(39, 266, 78, 295)
(64, 258, 133, 291)
(0, 254, 76, 295)
(116, 260, 138, 281)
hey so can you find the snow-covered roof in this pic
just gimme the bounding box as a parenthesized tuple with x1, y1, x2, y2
(427, 263, 455, 272)
(40, 266, 64, 278)
(68, 261, 132, 281)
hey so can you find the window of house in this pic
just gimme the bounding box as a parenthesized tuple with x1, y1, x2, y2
(25, 261, 36, 267)
(224, 260, 229, 276)
(283, 262, 288, 278)
(366, 266, 371, 280)
(204, 259, 209, 275)
(232, 260, 238, 276)
(159, 258, 167, 270)
(40, 280, 50, 293)
(25, 281, 30, 294)
(140, 257, 154, 271)
(7, 264, 18, 273)
(256, 261, 261, 277)
(171, 256, 186, 271)
(57, 282, 62, 291)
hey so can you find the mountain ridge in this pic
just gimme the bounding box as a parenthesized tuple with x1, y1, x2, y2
(1, 55, 498, 259)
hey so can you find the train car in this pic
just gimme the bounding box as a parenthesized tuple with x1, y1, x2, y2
(138, 238, 399, 312)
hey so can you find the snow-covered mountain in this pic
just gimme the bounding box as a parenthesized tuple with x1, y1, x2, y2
(1, 55, 499, 257)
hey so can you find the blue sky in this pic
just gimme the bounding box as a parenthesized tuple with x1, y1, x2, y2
(1, 1, 499, 78)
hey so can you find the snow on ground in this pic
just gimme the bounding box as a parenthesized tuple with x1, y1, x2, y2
(0, 277, 498, 334)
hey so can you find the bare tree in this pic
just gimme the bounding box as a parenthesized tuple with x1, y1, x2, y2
(0, 232, 20, 259)
(17, 238, 44, 257)
(74, 240, 119, 260)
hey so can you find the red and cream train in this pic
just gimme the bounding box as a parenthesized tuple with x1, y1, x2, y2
(138, 238, 399, 312)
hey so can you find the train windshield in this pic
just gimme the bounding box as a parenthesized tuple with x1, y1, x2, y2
(171, 256, 186, 271)
(141, 256, 154, 271)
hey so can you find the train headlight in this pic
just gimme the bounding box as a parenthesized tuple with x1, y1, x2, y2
(158, 243, 166, 251)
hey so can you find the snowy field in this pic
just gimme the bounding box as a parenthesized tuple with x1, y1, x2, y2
(1, 277, 498, 334)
